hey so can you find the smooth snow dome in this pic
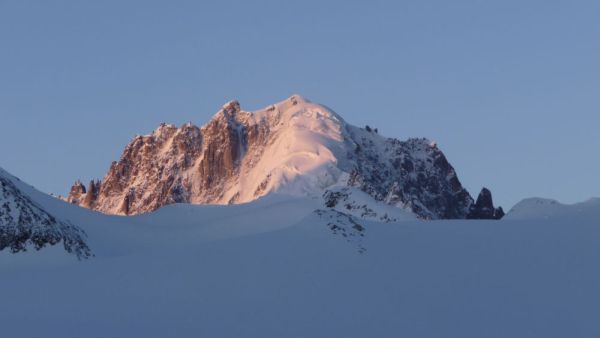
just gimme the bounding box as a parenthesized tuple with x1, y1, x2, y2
(2, 171, 600, 338)
(220, 95, 347, 202)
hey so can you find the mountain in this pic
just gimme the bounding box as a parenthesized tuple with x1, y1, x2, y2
(0, 167, 91, 258)
(67, 95, 502, 219)
(504, 197, 600, 220)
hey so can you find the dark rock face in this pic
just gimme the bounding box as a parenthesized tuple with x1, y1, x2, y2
(347, 132, 473, 219)
(1, 174, 91, 258)
(467, 188, 504, 220)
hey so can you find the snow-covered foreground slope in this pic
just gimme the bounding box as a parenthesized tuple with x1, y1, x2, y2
(2, 180, 600, 337)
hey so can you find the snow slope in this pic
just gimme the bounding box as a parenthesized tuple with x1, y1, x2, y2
(2, 172, 600, 337)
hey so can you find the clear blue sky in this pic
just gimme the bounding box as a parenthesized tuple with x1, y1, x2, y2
(1, 0, 599, 209)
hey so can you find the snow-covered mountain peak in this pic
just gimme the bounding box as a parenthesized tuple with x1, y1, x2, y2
(67, 95, 502, 219)
(211, 95, 342, 129)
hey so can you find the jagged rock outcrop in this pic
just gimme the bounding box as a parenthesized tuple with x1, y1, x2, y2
(467, 188, 505, 220)
(1, 168, 91, 258)
(67, 180, 86, 204)
(67, 95, 502, 219)
(347, 135, 473, 219)
(322, 187, 416, 223)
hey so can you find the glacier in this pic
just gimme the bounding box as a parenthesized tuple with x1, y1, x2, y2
(1, 167, 599, 337)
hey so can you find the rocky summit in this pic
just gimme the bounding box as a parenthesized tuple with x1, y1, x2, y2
(67, 95, 502, 219)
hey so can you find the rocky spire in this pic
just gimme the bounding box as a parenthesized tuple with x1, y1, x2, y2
(67, 180, 86, 204)
(467, 188, 504, 220)
(82, 180, 100, 208)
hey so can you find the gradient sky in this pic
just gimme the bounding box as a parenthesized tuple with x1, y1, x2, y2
(1, 0, 599, 209)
